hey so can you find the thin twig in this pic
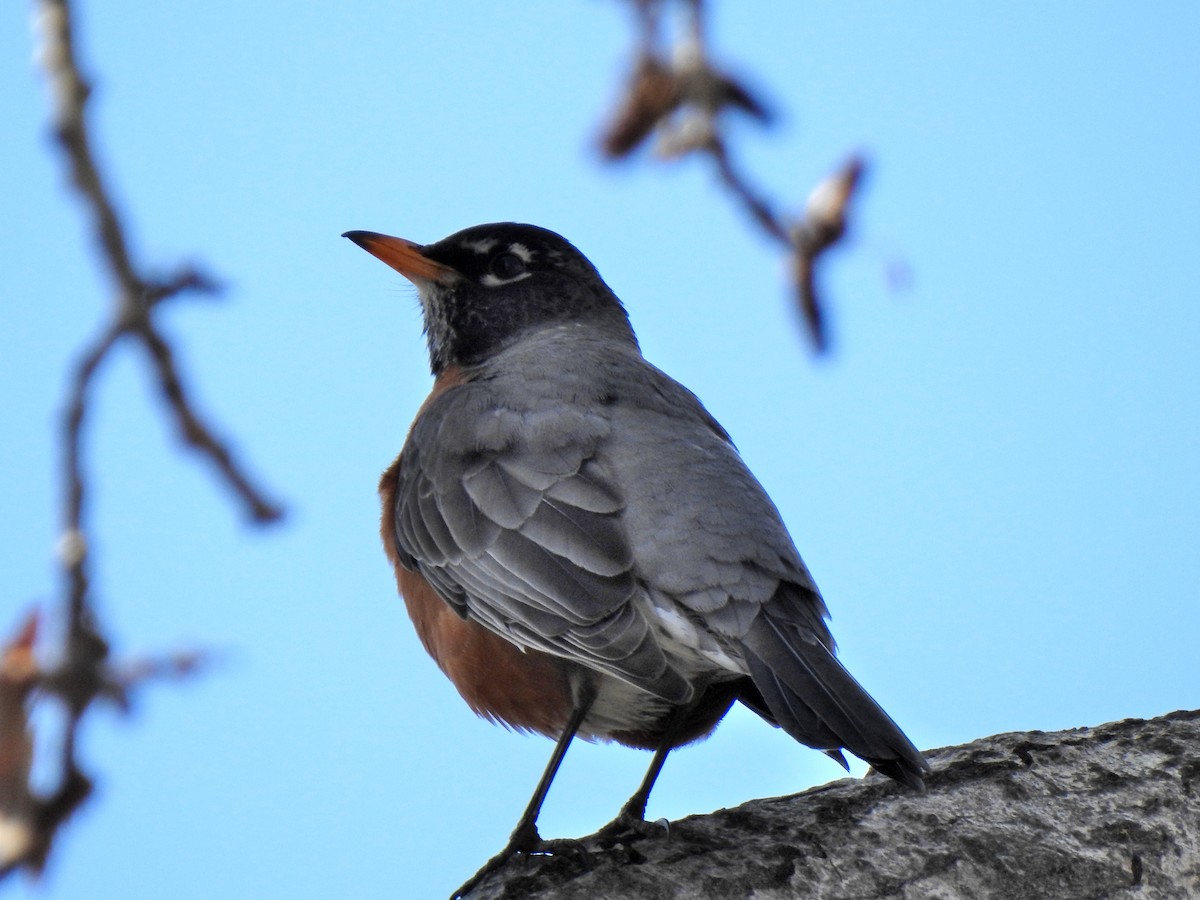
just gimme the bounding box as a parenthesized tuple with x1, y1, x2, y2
(38, 0, 138, 301)
(61, 321, 122, 622)
(139, 327, 283, 522)
(707, 137, 791, 246)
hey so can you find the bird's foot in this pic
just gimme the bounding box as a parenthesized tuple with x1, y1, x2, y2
(593, 807, 670, 849)
(450, 823, 590, 899)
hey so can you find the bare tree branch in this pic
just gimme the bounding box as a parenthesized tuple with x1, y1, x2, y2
(37, 0, 282, 524)
(0, 612, 210, 876)
(600, 0, 869, 353)
(465, 710, 1200, 898)
(1, 0, 286, 877)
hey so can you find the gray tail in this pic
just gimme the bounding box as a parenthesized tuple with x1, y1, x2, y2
(739, 594, 928, 791)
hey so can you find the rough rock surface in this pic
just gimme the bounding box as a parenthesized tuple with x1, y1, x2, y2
(465, 710, 1200, 899)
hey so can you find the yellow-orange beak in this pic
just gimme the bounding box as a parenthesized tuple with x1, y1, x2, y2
(342, 231, 458, 284)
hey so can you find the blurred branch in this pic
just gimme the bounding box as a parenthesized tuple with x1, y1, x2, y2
(0, 613, 208, 876)
(599, 0, 867, 353)
(37, 0, 282, 525)
(2, 0, 286, 878)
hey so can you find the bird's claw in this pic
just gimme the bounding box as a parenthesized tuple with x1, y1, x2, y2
(450, 831, 591, 898)
(594, 811, 670, 848)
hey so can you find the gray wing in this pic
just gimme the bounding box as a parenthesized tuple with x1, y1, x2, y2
(391, 389, 693, 704)
(591, 362, 929, 788)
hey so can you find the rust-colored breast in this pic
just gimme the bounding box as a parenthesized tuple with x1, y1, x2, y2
(378, 366, 573, 738)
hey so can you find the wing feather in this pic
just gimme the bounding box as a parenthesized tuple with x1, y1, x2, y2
(462, 460, 544, 528)
(517, 498, 632, 576)
(391, 388, 688, 702)
(740, 585, 928, 789)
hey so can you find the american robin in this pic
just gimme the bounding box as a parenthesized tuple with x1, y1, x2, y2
(344, 222, 928, 896)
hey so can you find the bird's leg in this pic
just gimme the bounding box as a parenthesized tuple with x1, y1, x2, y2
(451, 682, 596, 899)
(599, 740, 674, 839)
(595, 700, 696, 845)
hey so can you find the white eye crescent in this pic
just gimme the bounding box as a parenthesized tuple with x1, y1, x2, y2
(480, 245, 534, 286)
(490, 252, 526, 280)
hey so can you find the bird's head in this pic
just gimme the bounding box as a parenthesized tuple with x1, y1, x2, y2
(344, 222, 636, 375)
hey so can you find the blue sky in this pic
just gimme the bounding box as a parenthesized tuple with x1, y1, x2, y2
(3, 3, 1198, 898)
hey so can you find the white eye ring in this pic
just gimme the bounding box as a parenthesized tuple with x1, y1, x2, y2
(490, 251, 526, 280)
(480, 249, 533, 287)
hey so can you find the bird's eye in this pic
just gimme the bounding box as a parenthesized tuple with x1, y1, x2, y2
(489, 252, 527, 281)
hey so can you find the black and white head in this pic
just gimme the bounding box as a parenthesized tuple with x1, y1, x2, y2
(344, 222, 636, 374)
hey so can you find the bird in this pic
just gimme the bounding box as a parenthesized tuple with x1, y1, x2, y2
(343, 222, 928, 896)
